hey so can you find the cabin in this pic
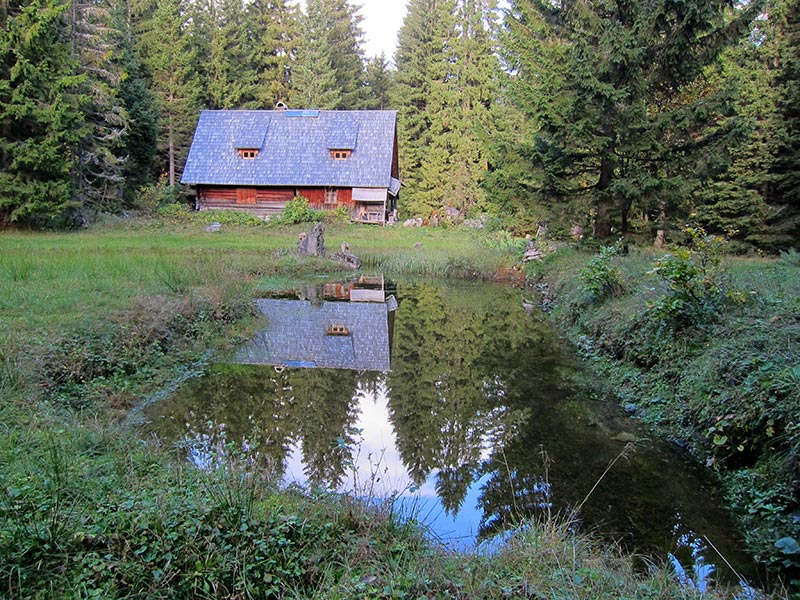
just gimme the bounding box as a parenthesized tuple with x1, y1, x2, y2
(181, 108, 400, 224)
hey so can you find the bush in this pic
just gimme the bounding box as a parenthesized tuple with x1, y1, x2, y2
(278, 197, 325, 225)
(156, 202, 193, 221)
(648, 228, 728, 329)
(578, 244, 623, 302)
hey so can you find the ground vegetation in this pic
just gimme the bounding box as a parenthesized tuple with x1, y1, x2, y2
(0, 218, 781, 598)
(529, 233, 800, 591)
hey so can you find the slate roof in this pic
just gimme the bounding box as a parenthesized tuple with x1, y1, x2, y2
(181, 109, 398, 189)
(234, 299, 392, 372)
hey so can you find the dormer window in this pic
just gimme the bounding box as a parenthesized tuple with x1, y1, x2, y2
(238, 148, 259, 159)
(330, 149, 351, 160)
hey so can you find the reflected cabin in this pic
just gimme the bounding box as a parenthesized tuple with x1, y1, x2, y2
(181, 108, 400, 224)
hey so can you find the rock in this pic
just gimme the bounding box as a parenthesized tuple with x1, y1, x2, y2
(206, 221, 221, 232)
(297, 222, 325, 256)
(624, 403, 638, 414)
(611, 432, 637, 443)
(331, 251, 362, 270)
(414, 242, 423, 249)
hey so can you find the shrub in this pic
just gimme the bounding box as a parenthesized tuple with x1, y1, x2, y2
(278, 197, 324, 224)
(778, 248, 800, 268)
(156, 202, 193, 221)
(648, 228, 728, 329)
(193, 209, 267, 227)
(578, 244, 623, 302)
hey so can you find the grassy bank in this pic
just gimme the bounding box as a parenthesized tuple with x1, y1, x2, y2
(0, 218, 780, 598)
(527, 238, 800, 591)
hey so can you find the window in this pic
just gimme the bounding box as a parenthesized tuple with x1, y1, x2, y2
(330, 149, 351, 160)
(325, 188, 338, 204)
(238, 148, 259, 159)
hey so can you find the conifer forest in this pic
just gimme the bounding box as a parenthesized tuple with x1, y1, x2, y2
(1, 0, 798, 249)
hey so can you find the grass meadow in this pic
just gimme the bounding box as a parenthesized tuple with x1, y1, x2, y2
(0, 217, 788, 598)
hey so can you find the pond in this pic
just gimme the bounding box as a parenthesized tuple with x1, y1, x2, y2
(138, 277, 755, 585)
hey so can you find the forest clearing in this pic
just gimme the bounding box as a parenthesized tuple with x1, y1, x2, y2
(0, 216, 797, 597)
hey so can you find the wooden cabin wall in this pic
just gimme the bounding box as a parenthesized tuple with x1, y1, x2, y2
(197, 186, 295, 218)
(196, 186, 360, 219)
(297, 188, 354, 210)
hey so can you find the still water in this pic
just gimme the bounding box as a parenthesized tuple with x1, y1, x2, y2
(139, 278, 754, 582)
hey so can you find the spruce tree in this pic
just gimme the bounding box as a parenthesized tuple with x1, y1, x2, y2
(502, 0, 764, 239)
(363, 53, 394, 110)
(289, 4, 340, 109)
(394, 0, 452, 210)
(300, 0, 365, 109)
(695, 10, 782, 247)
(394, 0, 497, 218)
(0, 0, 84, 226)
(116, 2, 159, 195)
(70, 0, 130, 216)
(771, 0, 800, 247)
(191, 0, 255, 109)
(136, 0, 199, 187)
(245, 0, 298, 108)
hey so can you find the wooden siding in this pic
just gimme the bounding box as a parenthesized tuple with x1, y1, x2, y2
(299, 188, 354, 210)
(197, 186, 295, 218)
(196, 185, 382, 222)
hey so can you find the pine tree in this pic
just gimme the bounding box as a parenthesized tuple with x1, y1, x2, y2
(136, 0, 199, 187)
(0, 0, 84, 226)
(501, 0, 764, 239)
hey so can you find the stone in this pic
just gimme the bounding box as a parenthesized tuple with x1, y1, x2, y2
(206, 221, 221, 232)
(331, 251, 362, 270)
(298, 222, 325, 256)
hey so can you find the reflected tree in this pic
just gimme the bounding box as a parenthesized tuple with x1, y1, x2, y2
(387, 283, 556, 514)
(288, 367, 362, 487)
(145, 364, 299, 476)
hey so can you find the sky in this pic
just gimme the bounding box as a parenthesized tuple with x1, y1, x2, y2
(357, 0, 409, 60)
(294, 0, 409, 61)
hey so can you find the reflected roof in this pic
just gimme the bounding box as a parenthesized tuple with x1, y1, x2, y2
(235, 299, 391, 371)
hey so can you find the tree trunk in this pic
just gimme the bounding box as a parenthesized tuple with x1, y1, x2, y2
(168, 97, 175, 187)
(654, 201, 667, 248)
(594, 151, 615, 238)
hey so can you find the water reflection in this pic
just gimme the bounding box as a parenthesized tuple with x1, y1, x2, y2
(141, 279, 753, 581)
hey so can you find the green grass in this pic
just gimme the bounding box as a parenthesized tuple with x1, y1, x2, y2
(0, 219, 783, 598)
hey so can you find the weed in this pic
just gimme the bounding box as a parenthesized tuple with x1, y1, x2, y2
(578, 244, 624, 302)
(649, 228, 729, 329)
(777, 248, 800, 268)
